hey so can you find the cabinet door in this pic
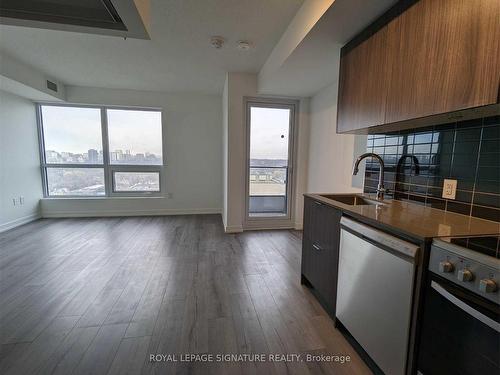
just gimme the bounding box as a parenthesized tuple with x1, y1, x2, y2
(302, 199, 341, 313)
(301, 197, 314, 279)
(302, 196, 313, 240)
(304, 200, 328, 291)
(313, 205, 342, 312)
(337, 25, 390, 133)
(385, 0, 500, 124)
(309, 200, 327, 245)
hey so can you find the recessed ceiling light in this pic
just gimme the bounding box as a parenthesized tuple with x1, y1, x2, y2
(210, 36, 225, 49)
(236, 40, 252, 51)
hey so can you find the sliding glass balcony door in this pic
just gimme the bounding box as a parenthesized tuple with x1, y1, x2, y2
(245, 99, 296, 225)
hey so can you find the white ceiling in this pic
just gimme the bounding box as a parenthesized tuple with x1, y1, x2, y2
(0, 0, 303, 94)
(258, 0, 398, 97)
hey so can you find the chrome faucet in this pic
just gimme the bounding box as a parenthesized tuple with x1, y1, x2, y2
(353, 153, 386, 200)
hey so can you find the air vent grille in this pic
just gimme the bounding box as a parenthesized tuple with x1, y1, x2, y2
(46, 80, 58, 92)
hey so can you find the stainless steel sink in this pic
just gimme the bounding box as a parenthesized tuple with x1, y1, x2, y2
(319, 194, 384, 206)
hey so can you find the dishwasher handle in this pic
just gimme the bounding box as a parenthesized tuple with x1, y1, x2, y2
(340, 216, 419, 260)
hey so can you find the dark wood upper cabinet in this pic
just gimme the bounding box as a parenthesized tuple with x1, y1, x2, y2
(337, 0, 500, 133)
(337, 25, 390, 133)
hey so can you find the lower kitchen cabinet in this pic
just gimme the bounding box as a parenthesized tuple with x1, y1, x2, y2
(301, 196, 342, 316)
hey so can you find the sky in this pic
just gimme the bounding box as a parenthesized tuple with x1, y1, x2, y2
(42, 106, 162, 155)
(249, 107, 290, 160)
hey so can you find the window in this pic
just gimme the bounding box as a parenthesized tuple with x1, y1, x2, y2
(245, 101, 295, 220)
(42, 106, 103, 164)
(38, 104, 163, 197)
(113, 172, 160, 192)
(107, 109, 162, 165)
(47, 168, 105, 196)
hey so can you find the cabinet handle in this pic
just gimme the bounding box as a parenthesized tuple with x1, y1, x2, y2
(312, 244, 322, 251)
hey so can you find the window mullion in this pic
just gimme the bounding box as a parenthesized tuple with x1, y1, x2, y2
(42, 164, 104, 168)
(101, 107, 111, 197)
(36, 104, 49, 197)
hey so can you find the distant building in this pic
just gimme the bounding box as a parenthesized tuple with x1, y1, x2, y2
(88, 149, 98, 163)
(60, 152, 72, 161)
(45, 150, 59, 163)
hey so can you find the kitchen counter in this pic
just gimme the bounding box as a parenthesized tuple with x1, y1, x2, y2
(305, 193, 500, 240)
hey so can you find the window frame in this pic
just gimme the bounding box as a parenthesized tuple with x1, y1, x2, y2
(242, 97, 299, 230)
(36, 103, 165, 198)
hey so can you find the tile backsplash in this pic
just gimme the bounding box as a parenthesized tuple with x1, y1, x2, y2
(364, 115, 500, 222)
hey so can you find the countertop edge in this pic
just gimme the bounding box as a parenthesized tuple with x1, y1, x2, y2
(304, 193, 500, 241)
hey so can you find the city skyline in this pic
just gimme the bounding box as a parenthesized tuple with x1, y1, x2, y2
(45, 148, 162, 164)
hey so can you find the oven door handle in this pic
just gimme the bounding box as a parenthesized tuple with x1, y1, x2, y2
(431, 281, 500, 333)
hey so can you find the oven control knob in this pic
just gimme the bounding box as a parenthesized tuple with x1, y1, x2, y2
(457, 269, 473, 282)
(479, 279, 497, 293)
(439, 261, 454, 273)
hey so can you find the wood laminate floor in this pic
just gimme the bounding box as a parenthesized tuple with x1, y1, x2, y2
(0, 215, 371, 375)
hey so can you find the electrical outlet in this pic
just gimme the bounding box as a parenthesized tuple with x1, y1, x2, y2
(438, 224, 451, 237)
(12, 198, 17, 206)
(19, 196, 25, 205)
(442, 179, 457, 199)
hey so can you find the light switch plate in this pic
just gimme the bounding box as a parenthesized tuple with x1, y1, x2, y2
(442, 179, 457, 199)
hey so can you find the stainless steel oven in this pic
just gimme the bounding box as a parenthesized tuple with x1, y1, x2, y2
(418, 237, 500, 375)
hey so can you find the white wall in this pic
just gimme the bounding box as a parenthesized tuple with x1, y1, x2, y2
(0, 54, 66, 101)
(258, 0, 334, 93)
(41, 86, 223, 217)
(293, 97, 310, 229)
(307, 82, 366, 193)
(0, 90, 42, 231)
(223, 73, 258, 232)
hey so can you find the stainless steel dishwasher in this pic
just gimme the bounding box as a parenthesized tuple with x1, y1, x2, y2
(336, 217, 419, 375)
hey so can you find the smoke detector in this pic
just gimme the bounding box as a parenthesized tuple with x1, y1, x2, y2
(210, 36, 225, 49)
(236, 40, 252, 51)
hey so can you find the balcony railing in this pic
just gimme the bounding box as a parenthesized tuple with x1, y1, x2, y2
(249, 166, 287, 215)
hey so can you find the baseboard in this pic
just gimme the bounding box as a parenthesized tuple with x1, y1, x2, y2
(224, 224, 243, 233)
(243, 218, 296, 231)
(41, 208, 222, 218)
(244, 223, 295, 231)
(0, 213, 41, 233)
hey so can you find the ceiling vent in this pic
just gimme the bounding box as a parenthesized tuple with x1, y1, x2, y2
(46, 80, 58, 92)
(0, 0, 151, 39)
(0, 0, 126, 31)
